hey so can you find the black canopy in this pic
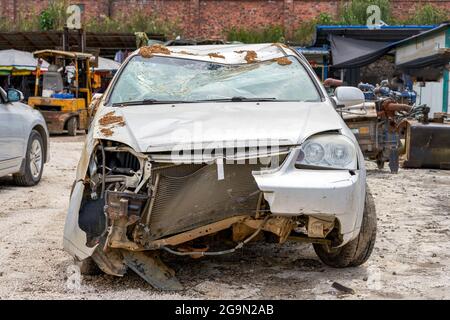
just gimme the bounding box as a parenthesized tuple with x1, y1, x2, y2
(329, 35, 394, 69)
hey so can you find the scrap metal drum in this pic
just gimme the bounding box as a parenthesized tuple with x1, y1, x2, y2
(403, 120, 450, 169)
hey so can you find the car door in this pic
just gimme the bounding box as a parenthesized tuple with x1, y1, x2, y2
(0, 88, 25, 174)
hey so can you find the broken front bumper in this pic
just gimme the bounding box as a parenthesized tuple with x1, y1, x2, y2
(253, 152, 366, 245)
(64, 134, 366, 262)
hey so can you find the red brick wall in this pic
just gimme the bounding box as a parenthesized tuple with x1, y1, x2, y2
(108, 0, 450, 38)
(196, 1, 285, 37)
(0, 0, 110, 21)
(391, 0, 450, 21)
(1, 0, 449, 37)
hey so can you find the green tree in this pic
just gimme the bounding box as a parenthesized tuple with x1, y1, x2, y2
(339, 0, 392, 25)
(401, 4, 449, 25)
(38, 0, 68, 31)
(226, 25, 284, 43)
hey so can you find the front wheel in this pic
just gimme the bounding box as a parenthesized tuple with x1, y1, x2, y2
(313, 186, 377, 267)
(13, 130, 44, 186)
(67, 117, 78, 136)
(75, 257, 101, 275)
(376, 153, 385, 169)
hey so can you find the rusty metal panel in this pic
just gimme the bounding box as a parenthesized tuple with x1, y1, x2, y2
(146, 163, 263, 240)
(403, 121, 450, 169)
(346, 119, 378, 157)
(39, 111, 73, 133)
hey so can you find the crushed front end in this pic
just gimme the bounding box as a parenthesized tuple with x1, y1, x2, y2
(63, 44, 368, 290)
(64, 133, 365, 290)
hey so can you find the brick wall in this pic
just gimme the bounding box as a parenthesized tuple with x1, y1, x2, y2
(391, 0, 450, 21)
(0, 0, 109, 21)
(0, 0, 449, 38)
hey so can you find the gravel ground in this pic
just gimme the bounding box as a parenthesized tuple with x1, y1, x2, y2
(0, 135, 449, 299)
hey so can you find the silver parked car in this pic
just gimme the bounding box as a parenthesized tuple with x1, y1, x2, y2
(0, 88, 50, 186)
(64, 44, 376, 290)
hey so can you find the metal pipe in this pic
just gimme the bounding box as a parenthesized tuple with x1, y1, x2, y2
(100, 141, 106, 199)
(161, 215, 270, 257)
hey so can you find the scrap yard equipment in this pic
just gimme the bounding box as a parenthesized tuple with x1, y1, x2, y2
(402, 114, 450, 169)
(328, 79, 431, 173)
(27, 50, 93, 136)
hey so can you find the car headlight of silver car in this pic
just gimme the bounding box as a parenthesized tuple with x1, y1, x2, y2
(296, 134, 357, 170)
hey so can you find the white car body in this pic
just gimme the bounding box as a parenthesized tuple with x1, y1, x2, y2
(63, 44, 368, 287)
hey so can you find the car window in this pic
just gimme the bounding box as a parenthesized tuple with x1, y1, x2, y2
(109, 55, 321, 104)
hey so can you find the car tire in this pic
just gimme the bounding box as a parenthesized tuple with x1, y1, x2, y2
(376, 159, 385, 170)
(13, 130, 44, 186)
(67, 117, 77, 136)
(376, 153, 385, 169)
(313, 186, 377, 268)
(75, 257, 101, 275)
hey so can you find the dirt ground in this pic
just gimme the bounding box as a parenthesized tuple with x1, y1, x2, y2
(0, 135, 449, 300)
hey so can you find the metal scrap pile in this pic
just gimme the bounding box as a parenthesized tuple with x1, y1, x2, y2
(327, 79, 450, 172)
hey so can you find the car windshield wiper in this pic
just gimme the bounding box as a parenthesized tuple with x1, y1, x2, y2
(192, 97, 278, 102)
(112, 99, 190, 107)
(112, 97, 283, 107)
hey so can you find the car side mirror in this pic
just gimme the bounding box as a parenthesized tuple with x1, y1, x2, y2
(7, 89, 24, 102)
(334, 86, 365, 108)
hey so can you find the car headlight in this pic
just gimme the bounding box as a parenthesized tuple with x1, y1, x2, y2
(296, 134, 357, 170)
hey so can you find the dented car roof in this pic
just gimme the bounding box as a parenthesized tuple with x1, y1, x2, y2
(90, 42, 343, 152)
(134, 43, 299, 64)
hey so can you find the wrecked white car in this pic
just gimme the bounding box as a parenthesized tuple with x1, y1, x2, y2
(64, 43, 376, 290)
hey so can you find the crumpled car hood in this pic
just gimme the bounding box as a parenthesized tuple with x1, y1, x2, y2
(92, 101, 344, 152)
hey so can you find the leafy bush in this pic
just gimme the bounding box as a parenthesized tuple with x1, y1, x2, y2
(85, 15, 126, 33)
(290, 1, 447, 46)
(290, 13, 339, 46)
(0, 8, 41, 32)
(127, 12, 181, 37)
(38, 0, 68, 31)
(85, 12, 181, 36)
(226, 25, 284, 43)
(315, 12, 338, 25)
(339, 0, 392, 25)
(290, 20, 317, 46)
(39, 10, 54, 31)
(400, 4, 449, 25)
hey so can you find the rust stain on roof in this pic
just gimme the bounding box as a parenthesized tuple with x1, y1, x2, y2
(244, 50, 258, 63)
(100, 128, 114, 137)
(208, 52, 225, 59)
(234, 50, 258, 63)
(178, 50, 196, 55)
(273, 57, 292, 65)
(139, 44, 171, 58)
(99, 111, 125, 127)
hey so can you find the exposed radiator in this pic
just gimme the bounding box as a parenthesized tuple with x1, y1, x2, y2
(145, 163, 263, 240)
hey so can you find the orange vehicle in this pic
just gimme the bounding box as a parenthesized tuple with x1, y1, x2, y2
(28, 50, 93, 135)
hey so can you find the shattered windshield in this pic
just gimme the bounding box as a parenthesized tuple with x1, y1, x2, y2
(109, 55, 321, 104)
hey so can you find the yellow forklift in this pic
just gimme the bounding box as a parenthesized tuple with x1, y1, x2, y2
(28, 50, 93, 136)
